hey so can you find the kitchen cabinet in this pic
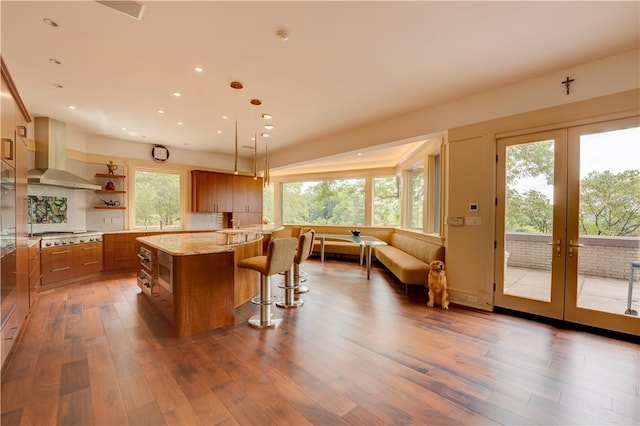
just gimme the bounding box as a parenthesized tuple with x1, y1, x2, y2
(28, 242, 41, 308)
(190, 170, 233, 212)
(41, 245, 73, 286)
(103, 232, 145, 271)
(232, 175, 263, 227)
(73, 242, 103, 275)
(1, 58, 31, 373)
(95, 173, 126, 209)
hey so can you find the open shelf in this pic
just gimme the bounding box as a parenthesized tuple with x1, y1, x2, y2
(95, 190, 126, 194)
(95, 206, 126, 210)
(95, 173, 126, 178)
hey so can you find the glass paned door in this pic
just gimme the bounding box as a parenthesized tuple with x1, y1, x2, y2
(496, 118, 639, 336)
(564, 120, 639, 335)
(495, 130, 567, 320)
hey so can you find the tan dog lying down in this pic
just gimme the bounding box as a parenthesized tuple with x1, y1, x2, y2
(427, 260, 449, 310)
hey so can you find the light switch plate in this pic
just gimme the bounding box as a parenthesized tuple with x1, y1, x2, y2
(466, 216, 481, 226)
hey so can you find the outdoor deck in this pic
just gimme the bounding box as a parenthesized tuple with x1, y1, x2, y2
(505, 266, 639, 316)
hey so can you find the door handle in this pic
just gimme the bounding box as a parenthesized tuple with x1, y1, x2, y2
(568, 239, 584, 257)
(547, 239, 561, 257)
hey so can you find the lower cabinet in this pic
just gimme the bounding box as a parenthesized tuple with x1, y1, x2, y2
(150, 280, 174, 324)
(28, 243, 41, 308)
(104, 233, 142, 271)
(41, 242, 103, 288)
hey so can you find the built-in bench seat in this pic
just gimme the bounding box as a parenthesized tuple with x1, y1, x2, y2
(373, 232, 445, 295)
(281, 225, 444, 296)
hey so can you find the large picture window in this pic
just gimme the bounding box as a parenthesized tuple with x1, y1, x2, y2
(134, 170, 181, 228)
(373, 176, 401, 226)
(282, 178, 365, 225)
(408, 169, 424, 229)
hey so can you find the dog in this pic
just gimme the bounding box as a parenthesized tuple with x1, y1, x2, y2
(427, 260, 449, 310)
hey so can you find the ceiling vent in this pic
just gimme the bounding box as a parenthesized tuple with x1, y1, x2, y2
(95, 1, 145, 20)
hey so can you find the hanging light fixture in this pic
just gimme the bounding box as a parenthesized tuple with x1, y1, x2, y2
(230, 81, 243, 175)
(250, 99, 262, 180)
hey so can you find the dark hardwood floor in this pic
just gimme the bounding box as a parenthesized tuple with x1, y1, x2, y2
(2, 258, 639, 425)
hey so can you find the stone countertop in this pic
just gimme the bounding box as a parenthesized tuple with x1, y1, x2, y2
(103, 224, 283, 235)
(136, 232, 263, 256)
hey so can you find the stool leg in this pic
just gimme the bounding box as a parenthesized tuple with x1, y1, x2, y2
(295, 263, 310, 294)
(249, 275, 282, 328)
(277, 267, 303, 308)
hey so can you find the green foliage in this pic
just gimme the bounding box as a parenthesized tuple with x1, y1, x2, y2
(506, 141, 554, 186)
(373, 176, 400, 226)
(135, 171, 181, 226)
(580, 170, 640, 236)
(282, 179, 365, 225)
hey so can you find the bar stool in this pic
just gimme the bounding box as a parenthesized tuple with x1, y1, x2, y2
(296, 229, 315, 294)
(277, 230, 314, 308)
(238, 237, 297, 328)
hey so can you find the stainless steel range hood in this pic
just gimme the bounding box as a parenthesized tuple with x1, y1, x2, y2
(28, 117, 100, 190)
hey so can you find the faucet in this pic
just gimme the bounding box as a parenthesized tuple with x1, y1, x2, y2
(231, 219, 239, 229)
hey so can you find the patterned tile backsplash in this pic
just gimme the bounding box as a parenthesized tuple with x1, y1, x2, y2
(28, 195, 68, 224)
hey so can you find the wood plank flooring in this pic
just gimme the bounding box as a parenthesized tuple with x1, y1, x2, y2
(2, 258, 639, 425)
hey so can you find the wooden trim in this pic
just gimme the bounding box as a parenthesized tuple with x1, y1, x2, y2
(0, 57, 31, 123)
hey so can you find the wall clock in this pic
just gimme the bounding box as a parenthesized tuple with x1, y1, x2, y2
(151, 144, 170, 162)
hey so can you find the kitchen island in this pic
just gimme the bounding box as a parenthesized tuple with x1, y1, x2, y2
(136, 231, 263, 337)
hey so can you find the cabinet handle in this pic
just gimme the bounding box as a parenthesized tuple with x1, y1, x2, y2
(3, 327, 18, 340)
(83, 261, 98, 265)
(82, 246, 97, 251)
(51, 250, 70, 255)
(1, 138, 14, 161)
(51, 266, 70, 272)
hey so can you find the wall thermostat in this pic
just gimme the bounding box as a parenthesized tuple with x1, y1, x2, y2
(469, 203, 479, 212)
(151, 144, 170, 162)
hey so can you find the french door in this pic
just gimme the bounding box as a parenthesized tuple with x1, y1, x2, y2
(495, 117, 639, 336)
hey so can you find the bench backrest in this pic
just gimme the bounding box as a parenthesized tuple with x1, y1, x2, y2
(390, 233, 444, 263)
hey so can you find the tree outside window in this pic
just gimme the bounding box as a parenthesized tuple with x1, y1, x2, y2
(373, 176, 400, 226)
(282, 179, 364, 225)
(409, 169, 424, 229)
(135, 171, 181, 227)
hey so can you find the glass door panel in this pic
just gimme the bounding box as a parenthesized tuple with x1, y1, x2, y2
(564, 120, 639, 335)
(495, 130, 567, 319)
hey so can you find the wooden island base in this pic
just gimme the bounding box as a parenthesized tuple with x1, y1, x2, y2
(136, 233, 262, 337)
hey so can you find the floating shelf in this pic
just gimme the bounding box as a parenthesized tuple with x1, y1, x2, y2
(95, 190, 126, 194)
(94, 206, 126, 210)
(95, 173, 126, 178)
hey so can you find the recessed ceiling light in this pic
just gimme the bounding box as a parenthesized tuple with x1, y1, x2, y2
(67, 105, 76, 110)
(194, 67, 203, 73)
(222, 115, 229, 120)
(261, 133, 270, 138)
(276, 29, 289, 41)
(52, 83, 63, 89)
(217, 130, 222, 134)
(261, 114, 272, 120)
(264, 124, 274, 130)
(157, 110, 165, 114)
(250, 99, 262, 106)
(177, 122, 183, 126)
(43, 18, 59, 27)
(122, 127, 127, 131)
(49, 58, 61, 65)
(173, 92, 181, 97)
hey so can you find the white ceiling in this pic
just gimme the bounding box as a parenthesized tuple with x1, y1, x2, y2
(1, 1, 638, 172)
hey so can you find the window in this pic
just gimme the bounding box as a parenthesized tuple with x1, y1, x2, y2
(373, 176, 400, 226)
(282, 178, 365, 225)
(408, 169, 424, 229)
(134, 170, 181, 228)
(432, 154, 441, 234)
(262, 183, 274, 224)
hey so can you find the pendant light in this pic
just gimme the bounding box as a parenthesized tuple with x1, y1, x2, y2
(250, 99, 262, 180)
(230, 81, 243, 175)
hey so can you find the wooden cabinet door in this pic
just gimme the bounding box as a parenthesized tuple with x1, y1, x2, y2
(1, 77, 16, 167)
(28, 244, 41, 308)
(191, 171, 233, 212)
(41, 246, 73, 285)
(233, 175, 263, 212)
(103, 233, 140, 271)
(73, 242, 103, 275)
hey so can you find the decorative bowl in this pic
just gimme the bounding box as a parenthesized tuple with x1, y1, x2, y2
(350, 229, 361, 236)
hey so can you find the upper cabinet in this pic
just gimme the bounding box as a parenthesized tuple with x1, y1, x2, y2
(190, 170, 233, 212)
(233, 175, 263, 213)
(1, 76, 16, 167)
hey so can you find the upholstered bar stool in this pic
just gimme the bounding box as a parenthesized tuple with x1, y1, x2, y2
(295, 229, 315, 294)
(238, 237, 297, 328)
(277, 230, 314, 308)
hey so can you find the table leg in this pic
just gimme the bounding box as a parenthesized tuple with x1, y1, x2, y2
(359, 245, 364, 267)
(625, 262, 639, 316)
(366, 244, 372, 280)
